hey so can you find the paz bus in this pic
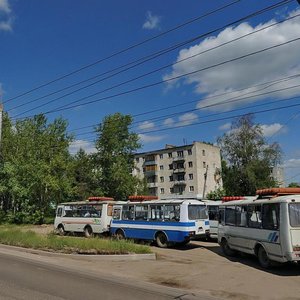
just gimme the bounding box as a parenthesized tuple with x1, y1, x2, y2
(218, 188, 300, 268)
(110, 196, 210, 248)
(54, 197, 116, 237)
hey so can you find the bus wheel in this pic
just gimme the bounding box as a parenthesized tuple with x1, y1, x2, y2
(84, 226, 94, 238)
(221, 238, 236, 256)
(258, 246, 271, 268)
(57, 225, 65, 236)
(115, 229, 125, 240)
(156, 232, 168, 248)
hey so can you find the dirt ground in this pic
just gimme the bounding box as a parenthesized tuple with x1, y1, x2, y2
(24, 225, 300, 300)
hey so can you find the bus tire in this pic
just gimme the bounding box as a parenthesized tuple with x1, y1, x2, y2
(57, 225, 65, 236)
(221, 238, 236, 257)
(115, 229, 125, 240)
(84, 226, 94, 238)
(257, 246, 272, 269)
(156, 232, 169, 248)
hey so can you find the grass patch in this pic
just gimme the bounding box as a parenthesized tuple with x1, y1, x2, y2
(0, 225, 151, 255)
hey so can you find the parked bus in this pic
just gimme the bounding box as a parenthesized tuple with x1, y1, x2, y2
(110, 197, 210, 248)
(218, 188, 300, 268)
(54, 197, 116, 237)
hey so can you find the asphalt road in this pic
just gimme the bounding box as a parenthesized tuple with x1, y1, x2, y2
(0, 252, 209, 300)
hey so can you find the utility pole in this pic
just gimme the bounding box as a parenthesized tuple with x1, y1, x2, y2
(202, 164, 209, 199)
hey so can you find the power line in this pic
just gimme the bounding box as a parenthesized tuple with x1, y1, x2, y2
(36, 36, 300, 117)
(3, 0, 242, 104)
(67, 72, 300, 133)
(11, 0, 295, 118)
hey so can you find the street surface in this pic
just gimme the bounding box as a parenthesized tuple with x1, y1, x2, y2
(1, 238, 300, 300)
(0, 249, 213, 300)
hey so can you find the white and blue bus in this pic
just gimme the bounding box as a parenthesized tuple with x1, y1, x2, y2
(110, 198, 210, 248)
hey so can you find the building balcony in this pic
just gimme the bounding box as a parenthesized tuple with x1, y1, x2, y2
(144, 169, 157, 176)
(148, 182, 158, 188)
(173, 168, 186, 174)
(173, 156, 185, 162)
(173, 181, 187, 186)
(144, 160, 157, 166)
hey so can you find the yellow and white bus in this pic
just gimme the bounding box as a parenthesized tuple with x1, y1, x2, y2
(54, 197, 116, 237)
(218, 189, 300, 268)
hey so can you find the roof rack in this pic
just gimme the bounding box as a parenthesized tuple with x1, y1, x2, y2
(256, 188, 300, 198)
(87, 196, 115, 201)
(128, 195, 158, 202)
(222, 196, 245, 202)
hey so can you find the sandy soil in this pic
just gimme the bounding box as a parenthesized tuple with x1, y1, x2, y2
(22, 226, 300, 300)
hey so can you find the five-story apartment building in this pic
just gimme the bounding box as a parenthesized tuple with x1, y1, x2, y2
(133, 141, 222, 198)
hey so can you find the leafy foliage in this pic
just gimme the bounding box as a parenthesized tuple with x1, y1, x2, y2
(218, 115, 281, 195)
(94, 113, 142, 200)
(206, 188, 226, 200)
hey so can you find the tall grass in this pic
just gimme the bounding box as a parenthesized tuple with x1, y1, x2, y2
(0, 226, 151, 254)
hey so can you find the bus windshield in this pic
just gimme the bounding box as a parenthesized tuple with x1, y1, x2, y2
(188, 205, 208, 220)
(289, 203, 300, 227)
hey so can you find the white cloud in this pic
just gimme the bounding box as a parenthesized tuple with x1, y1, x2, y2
(178, 112, 198, 126)
(139, 134, 165, 143)
(138, 121, 155, 130)
(0, 0, 13, 32)
(164, 9, 300, 111)
(284, 158, 300, 168)
(219, 122, 231, 131)
(142, 11, 161, 30)
(0, 0, 11, 14)
(69, 140, 96, 155)
(163, 118, 175, 127)
(261, 123, 286, 137)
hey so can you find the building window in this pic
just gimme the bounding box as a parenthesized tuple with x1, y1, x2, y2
(135, 157, 139, 163)
(159, 154, 163, 159)
(203, 162, 206, 168)
(188, 149, 192, 155)
(160, 176, 164, 183)
(170, 188, 174, 194)
(168, 152, 172, 158)
(189, 174, 193, 180)
(188, 161, 193, 168)
(202, 149, 206, 156)
(169, 176, 174, 182)
(189, 186, 194, 192)
(177, 174, 185, 181)
(160, 188, 165, 194)
(169, 164, 173, 170)
(176, 162, 184, 169)
(160, 165, 164, 170)
(177, 151, 183, 157)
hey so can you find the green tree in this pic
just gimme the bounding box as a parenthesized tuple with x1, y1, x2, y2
(94, 113, 142, 200)
(206, 187, 226, 200)
(0, 113, 74, 223)
(218, 115, 281, 195)
(288, 182, 300, 188)
(72, 149, 102, 200)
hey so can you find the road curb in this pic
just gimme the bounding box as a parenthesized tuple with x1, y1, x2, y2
(0, 243, 156, 261)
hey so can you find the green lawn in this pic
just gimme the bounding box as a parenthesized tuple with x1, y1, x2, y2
(0, 225, 151, 254)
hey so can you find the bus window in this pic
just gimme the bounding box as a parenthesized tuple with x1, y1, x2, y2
(188, 205, 207, 220)
(150, 205, 163, 221)
(208, 206, 219, 221)
(225, 206, 235, 226)
(107, 204, 113, 216)
(164, 205, 180, 222)
(247, 205, 262, 228)
(113, 207, 121, 220)
(56, 207, 63, 217)
(236, 205, 247, 227)
(122, 205, 135, 220)
(135, 205, 148, 220)
(262, 203, 280, 230)
(289, 203, 300, 227)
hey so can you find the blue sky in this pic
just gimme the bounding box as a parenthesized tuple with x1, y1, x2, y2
(1, 0, 300, 184)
